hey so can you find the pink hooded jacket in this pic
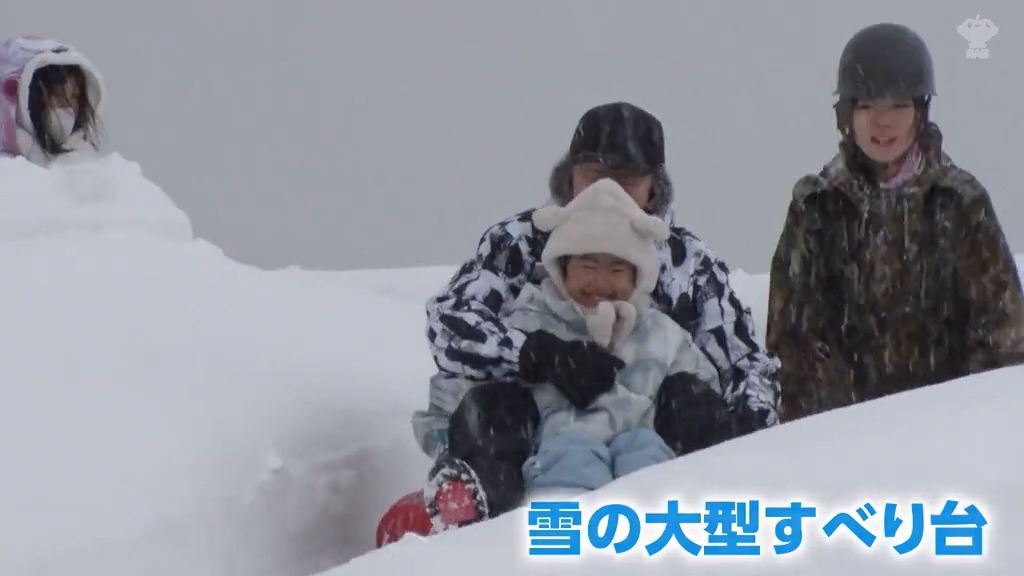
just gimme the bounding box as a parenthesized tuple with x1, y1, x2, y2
(0, 35, 105, 165)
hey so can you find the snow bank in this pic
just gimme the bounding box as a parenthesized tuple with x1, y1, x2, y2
(0, 154, 193, 242)
(330, 366, 1023, 576)
(0, 156, 447, 575)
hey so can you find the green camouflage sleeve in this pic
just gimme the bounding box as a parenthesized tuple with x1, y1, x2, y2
(954, 182, 1024, 373)
(767, 177, 854, 421)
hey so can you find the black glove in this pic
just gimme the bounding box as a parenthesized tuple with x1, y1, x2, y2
(654, 372, 734, 456)
(518, 330, 625, 409)
(653, 372, 770, 456)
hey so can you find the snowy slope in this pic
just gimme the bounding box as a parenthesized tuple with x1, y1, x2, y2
(2, 154, 1020, 576)
(0, 156, 448, 576)
(328, 368, 1022, 576)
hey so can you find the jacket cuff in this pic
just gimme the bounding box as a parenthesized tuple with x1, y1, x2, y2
(508, 327, 529, 375)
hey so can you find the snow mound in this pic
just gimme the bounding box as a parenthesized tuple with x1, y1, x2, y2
(0, 154, 193, 242)
(0, 156, 445, 575)
(328, 366, 1022, 576)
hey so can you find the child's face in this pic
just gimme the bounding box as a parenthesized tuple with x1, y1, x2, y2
(43, 75, 82, 112)
(563, 254, 636, 308)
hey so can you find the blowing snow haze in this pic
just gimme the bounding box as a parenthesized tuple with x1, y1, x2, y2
(4, 0, 1023, 273)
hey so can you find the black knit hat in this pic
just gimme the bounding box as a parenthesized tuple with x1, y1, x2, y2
(568, 102, 665, 174)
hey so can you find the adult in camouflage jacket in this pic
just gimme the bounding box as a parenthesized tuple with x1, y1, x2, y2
(767, 23, 1024, 422)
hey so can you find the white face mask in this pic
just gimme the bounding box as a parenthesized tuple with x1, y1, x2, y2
(46, 107, 77, 144)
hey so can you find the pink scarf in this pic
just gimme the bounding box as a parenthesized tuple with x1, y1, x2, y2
(879, 143, 924, 189)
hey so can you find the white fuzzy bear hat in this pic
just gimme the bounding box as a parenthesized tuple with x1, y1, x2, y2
(532, 178, 670, 306)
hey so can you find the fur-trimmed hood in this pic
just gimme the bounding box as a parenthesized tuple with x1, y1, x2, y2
(547, 151, 675, 221)
(0, 35, 105, 160)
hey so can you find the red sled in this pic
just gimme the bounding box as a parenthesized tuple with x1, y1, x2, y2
(375, 481, 483, 548)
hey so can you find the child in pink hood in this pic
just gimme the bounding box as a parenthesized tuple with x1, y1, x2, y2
(1, 35, 105, 167)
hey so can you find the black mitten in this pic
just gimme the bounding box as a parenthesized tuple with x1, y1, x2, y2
(654, 372, 736, 456)
(519, 330, 625, 409)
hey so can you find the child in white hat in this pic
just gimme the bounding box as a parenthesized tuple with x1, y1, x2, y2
(512, 178, 721, 496)
(394, 179, 733, 541)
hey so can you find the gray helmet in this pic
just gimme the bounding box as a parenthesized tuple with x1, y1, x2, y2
(836, 23, 936, 100)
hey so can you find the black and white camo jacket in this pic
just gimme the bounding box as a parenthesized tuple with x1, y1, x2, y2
(425, 209, 782, 428)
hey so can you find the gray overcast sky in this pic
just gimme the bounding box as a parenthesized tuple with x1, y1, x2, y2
(5, 1, 1022, 274)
